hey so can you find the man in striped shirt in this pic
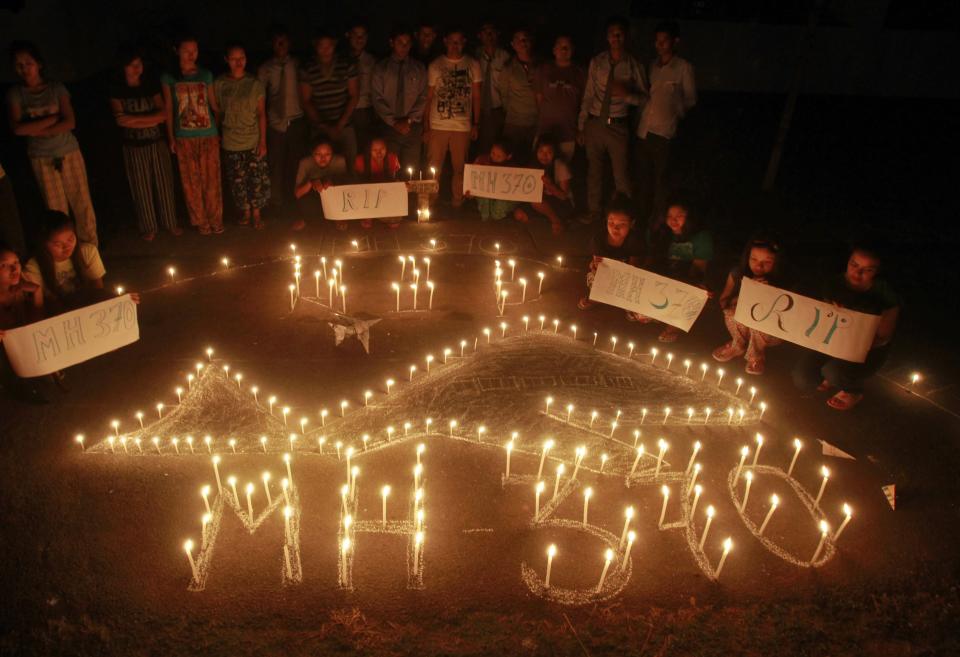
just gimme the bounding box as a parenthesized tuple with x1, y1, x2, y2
(298, 27, 359, 178)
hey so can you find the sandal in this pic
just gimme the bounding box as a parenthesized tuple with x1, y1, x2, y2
(712, 342, 746, 363)
(658, 326, 681, 343)
(197, 225, 212, 236)
(816, 379, 832, 393)
(169, 226, 184, 236)
(238, 215, 251, 226)
(254, 219, 266, 230)
(827, 390, 863, 411)
(577, 297, 595, 310)
(211, 225, 225, 235)
(745, 357, 765, 375)
(361, 220, 373, 229)
(141, 231, 156, 242)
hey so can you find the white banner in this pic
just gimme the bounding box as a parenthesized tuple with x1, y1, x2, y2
(320, 182, 409, 220)
(734, 278, 880, 363)
(589, 258, 708, 332)
(463, 164, 544, 202)
(2, 295, 139, 376)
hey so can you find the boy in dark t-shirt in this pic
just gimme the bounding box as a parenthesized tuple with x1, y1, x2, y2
(577, 197, 644, 315)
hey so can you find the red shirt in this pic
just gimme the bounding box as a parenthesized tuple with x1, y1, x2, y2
(354, 152, 400, 181)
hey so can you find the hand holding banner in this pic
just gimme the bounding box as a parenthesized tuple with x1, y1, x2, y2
(734, 277, 880, 363)
(320, 182, 409, 220)
(2, 294, 139, 376)
(463, 164, 544, 203)
(589, 258, 708, 332)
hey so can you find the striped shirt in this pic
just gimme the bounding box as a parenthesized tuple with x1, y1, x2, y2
(298, 56, 357, 123)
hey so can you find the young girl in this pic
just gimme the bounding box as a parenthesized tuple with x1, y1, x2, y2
(354, 137, 401, 228)
(214, 43, 270, 229)
(22, 211, 106, 315)
(645, 197, 713, 342)
(793, 241, 900, 411)
(162, 35, 223, 235)
(577, 196, 643, 313)
(294, 140, 348, 230)
(7, 41, 99, 246)
(109, 45, 180, 240)
(468, 140, 525, 223)
(514, 138, 572, 236)
(0, 241, 46, 402)
(712, 235, 786, 375)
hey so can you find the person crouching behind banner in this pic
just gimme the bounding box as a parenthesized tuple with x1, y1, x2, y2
(0, 241, 48, 402)
(513, 137, 572, 236)
(643, 195, 713, 342)
(465, 140, 524, 223)
(712, 234, 787, 375)
(354, 137, 402, 228)
(577, 196, 644, 316)
(20, 211, 139, 390)
(793, 240, 900, 411)
(293, 139, 347, 231)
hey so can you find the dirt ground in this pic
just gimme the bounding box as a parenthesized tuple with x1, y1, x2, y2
(2, 216, 959, 657)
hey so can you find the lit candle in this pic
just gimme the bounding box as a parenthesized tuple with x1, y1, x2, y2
(535, 481, 545, 519)
(523, 316, 530, 332)
(582, 487, 592, 525)
(381, 485, 391, 526)
(650, 348, 658, 366)
(167, 266, 176, 283)
(735, 446, 749, 483)
(686, 407, 694, 424)
(749, 386, 757, 405)
(556, 255, 563, 268)
(448, 419, 457, 436)
(553, 463, 565, 499)
(715, 537, 733, 578)
(169, 437, 177, 455)
(227, 476, 239, 507)
(483, 327, 490, 343)
(427, 281, 435, 310)
(610, 335, 617, 353)
(641, 408, 648, 425)
(703, 407, 712, 424)
(619, 507, 634, 548)
(211, 455, 222, 490)
(409, 365, 417, 381)
(834, 503, 853, 539)
(735, 377, 743, 395)
(814, 466, 830, 506)
(759, 401, 768, 420)
(662, 406, 671, 425)
(545, 396, 554, 415)
(544, 544, 557, 588)
(740, 470, 753, 511)
(186, 436, 194, 453)
(288, 284, 295, 310)
(538, 315, 546, 331)
(500, 321, 507, 338)
(716, 368, 724, 387)
(320, 409, 328, 426)
(245, 482, 255, 519)
(75, 434, 85, 451)
(699, 505, 715, 550)
(683, 359, 691, 376)
(156, 403, 164, 419)
(629, 444, 644, 476)
(684, 440, 703, 474)
(597, 548, 614, 592)
(589, 410, 598, 428)
(262, 472, 273, 504)
(592, 332, 597, 346)
(700, 363, 708, 381)
(282, 407, 290, 427)
(416, 442, 425, 463)
(572, 445, 586, 480)
(504, 440, 514, 478)
(392, 282, 401, 312)
(655, 439, 668, 476)
(691, 484, 703, 518)
(658, 485, 670, 527)
(811, 520, 830, 562)
(609, 420, 618, 438)
(477, 425, 486, 441)
(666, 353, 674, 370)
(184, 539, 199, 582)
(727, 407, 735, 424)
(752, 433, 764, 467)
(229, 438, 237, 454)
(759, 494, 779, 535)
(537, 272, 545, 296)
(600, 453, 608, 472)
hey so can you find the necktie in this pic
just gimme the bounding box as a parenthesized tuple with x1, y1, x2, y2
(395, 59, 405, 118)
(276, 59, 288, 121)
(598, 56, 616, 123)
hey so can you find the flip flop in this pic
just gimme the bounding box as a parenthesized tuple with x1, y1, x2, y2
(827, 391, 863, 411)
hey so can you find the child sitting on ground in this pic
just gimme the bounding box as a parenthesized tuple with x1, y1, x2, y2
(354, 137, 402, 228)
(577, 196, 644, 314)
(712, 234, 786, 375)
(513, 138, 572, 236)
(467, 140, 526, 223)
(644, 196, 713, 342)
(0, 241, 47, 402)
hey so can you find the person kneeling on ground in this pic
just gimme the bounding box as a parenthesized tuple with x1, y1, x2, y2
(643, 195, 713, 342)
(577, 196, 643, 316)
(293, 140, 347, 231)
(712, 234, 787, 375)
(354, 137, 402, 228)
(513, 137, 572, 236)
(792, 240, 900, 411)
(466, 139, 526, 223)
(0, 241, 47, 402)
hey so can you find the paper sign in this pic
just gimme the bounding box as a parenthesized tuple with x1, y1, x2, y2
(734, 278, 881, 363)
(819, 439, 856, 460)
(463, 164, 544, 203)
(320, 182, 409, 220)
(588, 258, 709, 332)
(2, 295, 139, 376)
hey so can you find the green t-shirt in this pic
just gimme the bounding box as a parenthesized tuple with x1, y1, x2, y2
(213, 74, 265, 152)
(161, 68, 218, 139)
(666, 229, 713, 263)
